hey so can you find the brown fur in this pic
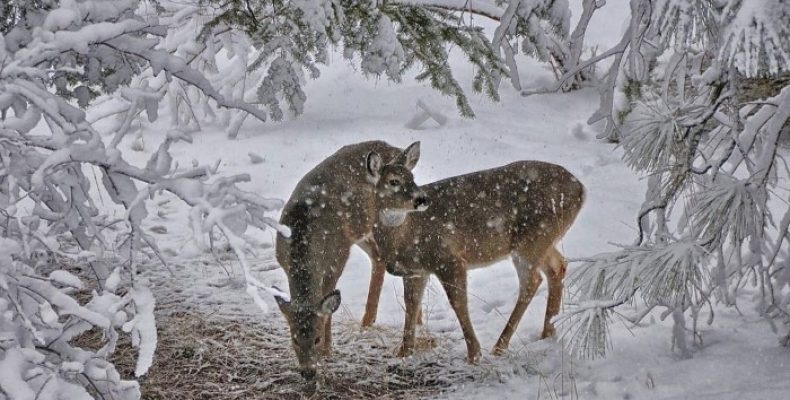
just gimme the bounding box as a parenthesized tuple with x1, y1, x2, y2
(275, 140, 421, 378)
(373, 161, 585, 362)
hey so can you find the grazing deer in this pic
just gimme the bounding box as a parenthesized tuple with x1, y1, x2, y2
(371, 161, 585, 362)
(273, 140, 426, 379)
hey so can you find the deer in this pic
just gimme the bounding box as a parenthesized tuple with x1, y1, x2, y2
(370, 160, 585, 363)
(273, 140, 427, 380)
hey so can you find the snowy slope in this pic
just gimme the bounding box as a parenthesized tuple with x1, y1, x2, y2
(111, 1, 789, 398)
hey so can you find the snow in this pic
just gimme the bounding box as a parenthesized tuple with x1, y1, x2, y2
(361, 15, 405, 81)
(42, 5, 79, 32)
(95, 6, 780, 392)
(393, 0, 506, 20)
(719, 0, 790, 77)
(0, 348, 40, 400)
(5, 0, 784, 397)
(121, 286, 157, 377)
(111, 20, 789, 390)
(49, 270, 85, 289)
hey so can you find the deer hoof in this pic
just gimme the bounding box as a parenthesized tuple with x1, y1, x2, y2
(466, 345, 482, 364)
(361, 316, 375, 328)
(397, 344, 414, 358)
(540, 326, 556, 339)
(466, 352, 481, 364)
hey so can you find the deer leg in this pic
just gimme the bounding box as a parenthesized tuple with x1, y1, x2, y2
(541, 247, 567, 339)
(438, 266, 481, 364)
(398, 274, 428, 357)
(319, 246, 350, 357)
(493, 253, 544, 355)
(359, 239, 384, 327)
(321, 315, 332, 358)
(359, 238, 423, 327)
(362, 260, 385, 327)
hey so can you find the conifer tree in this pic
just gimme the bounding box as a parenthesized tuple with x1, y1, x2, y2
(551, 0, 790, 358)
(207, 0, 578, 117)
(1, 1, 282, 397)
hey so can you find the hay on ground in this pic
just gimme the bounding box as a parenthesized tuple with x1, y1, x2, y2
(75, 313, 515, 400)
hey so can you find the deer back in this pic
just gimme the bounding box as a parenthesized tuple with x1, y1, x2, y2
(375, 161, 585, 274)
(278, 140, 404, 252)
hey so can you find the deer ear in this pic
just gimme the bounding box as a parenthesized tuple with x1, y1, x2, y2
(366, 152, 382, 182)
(273, 288, 292, 317)
(395, 141, 420, 170)
(274, 295, 290, 309)
(318, 290, 341, 316)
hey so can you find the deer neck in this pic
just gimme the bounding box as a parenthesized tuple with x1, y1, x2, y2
(374, 210, 413, 249)
(379, 208, 413, 227)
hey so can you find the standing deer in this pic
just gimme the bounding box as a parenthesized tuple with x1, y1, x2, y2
(273, 140, 426, 379)
(371, 161, 585, 362)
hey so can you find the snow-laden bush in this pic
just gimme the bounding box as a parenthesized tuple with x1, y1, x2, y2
(100, 0, 590, 124)
(82, 0, 271, 144)
(0, 0, 283, 397)
(208, 0, 589, 118)
(549, 0, 790, 359)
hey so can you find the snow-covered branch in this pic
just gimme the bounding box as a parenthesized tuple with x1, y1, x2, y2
(0, 1, 283, 398)
(390, 0, 505, 20)
(561, 0, 790, 357)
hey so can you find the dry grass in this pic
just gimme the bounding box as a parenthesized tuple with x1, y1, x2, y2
(63, 254, 545, 399)
(737, 72, 790, 147)
(75, 313, 497, 400)
(737, 72, 790, 103)
(60, 256, 512, 399)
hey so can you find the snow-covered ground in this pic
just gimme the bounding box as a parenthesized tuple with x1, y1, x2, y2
(107, 2, 789, 398)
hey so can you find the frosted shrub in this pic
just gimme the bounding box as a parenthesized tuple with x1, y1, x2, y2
(0, 1, 281, 397)
(210, 0, 583, 117)
(550, 0, 790, 358)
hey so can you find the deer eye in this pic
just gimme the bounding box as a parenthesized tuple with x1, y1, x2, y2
(314, 336, 321, 345)
(388, 179, 401, 187)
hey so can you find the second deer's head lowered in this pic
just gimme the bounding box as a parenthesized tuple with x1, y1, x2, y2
(273, 140, 425, 380)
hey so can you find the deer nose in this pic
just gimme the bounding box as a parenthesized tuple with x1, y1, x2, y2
(414, 195, 430, 210)
(300, 366, 317, 381)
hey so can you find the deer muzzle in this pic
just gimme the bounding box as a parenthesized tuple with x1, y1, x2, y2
(413, 192, 430, 211)
(299, 365, 317, 381)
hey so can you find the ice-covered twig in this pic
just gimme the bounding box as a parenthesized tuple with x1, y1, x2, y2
(0, 2, 282, 398)
(521, 24, 633, 97)
(391, 0, 505, 20)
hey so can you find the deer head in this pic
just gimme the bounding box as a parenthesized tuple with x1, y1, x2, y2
(274, 290, 340, 380)
(367, 142, 430, 227)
